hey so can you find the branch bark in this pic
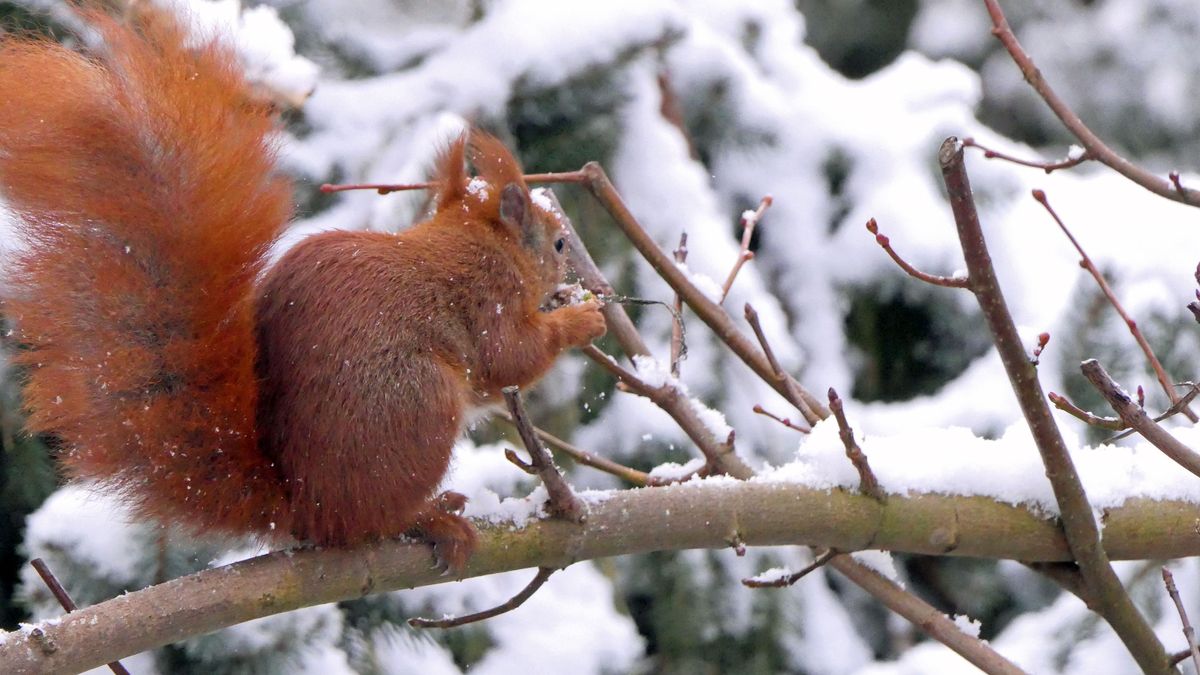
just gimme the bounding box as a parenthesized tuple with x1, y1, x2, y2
(4, 480, 1199, 674)
(939, 138, 1174, 673)
(1081, 359, 1200, 479)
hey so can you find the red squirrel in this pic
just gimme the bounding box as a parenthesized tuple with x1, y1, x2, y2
(0, 9, 605, 571)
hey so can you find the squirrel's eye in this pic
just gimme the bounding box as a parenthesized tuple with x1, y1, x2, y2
(554, 237, 565, 253)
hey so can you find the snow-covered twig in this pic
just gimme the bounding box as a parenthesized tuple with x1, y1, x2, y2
(719, 195, 771, 303)
(1081, 360, 1200, 479)
(742, 549, 840, 588)
(827, 389, 884, 502)
(502, 387, 586, 522)
(409, 567, 557, 629)
(1161, 567, 1200, 675)
(962, 137, 1090, 174)
(983, 0, 1200, 208)
(13, 475, 1197, 673)
(1033, 189, 1196, 421)
(939, 138, 1173, 673)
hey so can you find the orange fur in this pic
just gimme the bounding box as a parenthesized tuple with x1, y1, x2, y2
(0, 10, 293, 537)
(1, 12, 605, 571)
(256, 133, 605, 567)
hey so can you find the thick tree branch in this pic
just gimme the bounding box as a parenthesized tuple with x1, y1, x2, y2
(4, 480, 1199, 674)
(939, 138, 1174, 673)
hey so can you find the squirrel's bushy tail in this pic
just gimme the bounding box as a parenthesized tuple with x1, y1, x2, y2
(0, 10, 293, 537)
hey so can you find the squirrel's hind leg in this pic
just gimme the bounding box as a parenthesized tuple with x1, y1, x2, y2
(409, 491, 478, 575)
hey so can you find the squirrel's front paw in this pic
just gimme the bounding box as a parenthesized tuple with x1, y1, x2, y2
(558, 301, 607, 347)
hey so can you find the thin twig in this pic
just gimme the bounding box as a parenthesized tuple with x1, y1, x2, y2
(752, 404, 810, 434)
(564, 160, 1023, 672)
(743, 549, 840, 588)
(939, 137, 1172, 673)
(1047, 392, 1124, 431)
(983, 0, 1200, 208)
(827, 389, 884, 501)
(866, 219, 969, 288)
(828, 556, 1030, 674)
(30, 559, 131, 675)
(319, 170, 590, 196)
(671, 232, 688, 377)
(1081, 360, 1200, 479)
(578, 162, 828, 423)
(409, 567, 557, 628)
(1161, 567, 1200, 675)
(493, 410, 651, 486)
(579, 344, 750, 479)
(501, 387, 586, 522)
(1033, 189, 1196, 421)
(962, 137, 1090, 173)
(319, 181, 434, 194)
(720, 195, 772, 302)
(1108, 383, 1200, 441)
(743, 303, 814, 433)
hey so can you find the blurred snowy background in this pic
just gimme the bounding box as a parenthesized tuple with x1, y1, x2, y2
(3, 0, 1200, 673)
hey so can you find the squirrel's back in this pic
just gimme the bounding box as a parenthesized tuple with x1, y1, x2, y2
(0, 10, 294, 537)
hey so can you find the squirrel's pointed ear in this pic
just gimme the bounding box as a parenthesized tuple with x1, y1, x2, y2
(498, 183, 532, 238)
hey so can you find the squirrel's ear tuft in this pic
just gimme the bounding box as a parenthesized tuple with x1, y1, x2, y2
(467, 130, 526, 193)
(433, 132, 468, 210)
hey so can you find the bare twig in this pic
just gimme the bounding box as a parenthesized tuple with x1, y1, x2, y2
(983, 0, 1200, 208)
(752, 404, 810, 434)
(743, 549, 840, 588)
(671, 232, 688, 377)
(865, 219, 969, 289)
(1033, 189, 1196, 421)
(828, 557, 1029, 675)
(556, 162, 1022, 672)
(493, 410, 651, 486)
(502, 387, 586, 522)
(1107, 383, 1200, 442)
(827, 389, 884, 501)
(743, 303, 814, 432)
(319, 170, 590, 196)
(939, 137, 1172, 673)
(409, 567, 557, 629)
(962, 137, 1090, 173)
(1161, 567, 1200, 675)
(580, 344, 751, 479)
(578, 162, 828, 423)
(1081, 360, 1200, 479)
(30, 558, 131, 675)
(319, 181, 434, 194)
(1047, 392, 1124, 431)
(720, 196, 772, 302)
